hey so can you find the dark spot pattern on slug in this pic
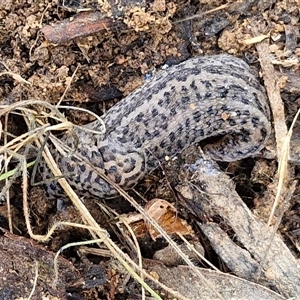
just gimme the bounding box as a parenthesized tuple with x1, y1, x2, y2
(40, 54, 271, 200)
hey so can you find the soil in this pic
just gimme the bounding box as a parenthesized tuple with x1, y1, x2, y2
(0, 0, 299, 299)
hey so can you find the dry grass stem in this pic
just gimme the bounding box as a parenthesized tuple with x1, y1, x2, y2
(268, 109, 300, 225)
(27, 261, 39, 300)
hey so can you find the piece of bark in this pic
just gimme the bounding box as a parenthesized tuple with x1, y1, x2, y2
(175, 158, 300, 298)
(143, 259, 285, 300)
(252, 22, 288, 159)
(276, 68, 300, 95)
(41, 0, 149, 44)
(284, 24, 298, 53)
(153, 240, 205, 267)
(289, 121, 300, 164)
(0, 229, 79, 299)
(41, 11, 115, 44)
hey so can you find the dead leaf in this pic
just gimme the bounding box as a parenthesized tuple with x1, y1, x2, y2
(144, 198, 194, 240)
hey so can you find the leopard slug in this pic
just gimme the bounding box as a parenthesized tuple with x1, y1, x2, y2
(39, 54, 271, 199)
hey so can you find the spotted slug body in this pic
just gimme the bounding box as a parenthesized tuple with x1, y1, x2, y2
(39, 54, 271, 199)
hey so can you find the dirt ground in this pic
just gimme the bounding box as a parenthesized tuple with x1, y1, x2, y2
(0, 0, 300, 299)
